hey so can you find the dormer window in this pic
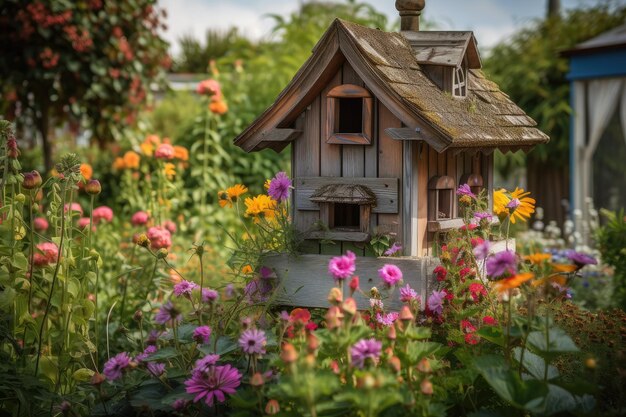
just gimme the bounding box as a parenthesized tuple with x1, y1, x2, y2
(452, 63, 467, 98)
(326, 84, 373, 145)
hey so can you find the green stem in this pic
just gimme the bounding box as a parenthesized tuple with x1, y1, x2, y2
(199, 252, 205, 324)
(27, 191, 35, 314)
(201, 106, 211, 214)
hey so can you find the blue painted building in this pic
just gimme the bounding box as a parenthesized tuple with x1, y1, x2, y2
(565, 24, 626, 224)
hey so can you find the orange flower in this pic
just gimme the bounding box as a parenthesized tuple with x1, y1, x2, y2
(80, 163, 93, 180)
(123, 151, 140, 169)
(218, 184, 248, 208)
(163, 163, 176, 179)
(113, 157, 125, 170)
(524, 253, 552, 264)
(218, 190, 232, 208)
(531, 274, 567, 288)
(173, 145, 189, 161)
(209, 99, 228, 115)
(551, 264, 577, 273)
(493, 272, 534, 294)
(242, 265, 253, 274)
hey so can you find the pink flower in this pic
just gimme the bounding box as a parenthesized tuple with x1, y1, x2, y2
(202, 288, 219, 303)
(162, 220, 177, 234)
(173, 280, 199, 297)
(92, 206, 113, 223)
(378, 264, 403, 287)
(147, 226, 172, 249)
(196, 79, 222, 97)
(77, 217, 91, 229)
(464, 333, 480, 345)
(131, 211, 149, 226)
(350, 338, 382, 368)
(64, 202, 83, 215)
(33, 217, 49, 232)
(267, 171, 291, 202)
(154, 143, 175, 160)
(375, 312, 399, 327)
(399, 284, 419, 303)
(185, 363, 241, 406)
(193, 326, 212, 344)
(328, 251, 356, 281)
(456, 184, 476, 198)
(103, 352, 131, 381)
(33, 242, 59, 267)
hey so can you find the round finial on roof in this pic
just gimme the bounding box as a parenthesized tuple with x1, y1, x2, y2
(395, 0, 425, 13)
(395, 0, 424, 32)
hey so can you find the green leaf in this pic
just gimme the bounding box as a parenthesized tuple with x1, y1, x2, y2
(476, 325, 505, 347)
(146, 347, 178, 361)
(406, 341, 444, 361)
(512, 347, 559, 380)
(527, 327, 579, 358)
(406, 326, 431, 340)
(72, 368, 95, 382)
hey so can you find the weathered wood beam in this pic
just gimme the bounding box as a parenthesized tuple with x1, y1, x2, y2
(305, 231, 370, 242)
(260, 128, 302, 142)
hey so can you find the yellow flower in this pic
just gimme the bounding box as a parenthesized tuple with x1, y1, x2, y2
(218, 190, 231, 208)
(245, 194, 276, 218)
(509, 187, 535, 224)
(493, 189, 510, 217)
(123, 151, 140, 169)
(163, 163, 176, 179)
(80, 163, 93, 180)
(264, 179, 271, 190)
(524, 253, 552, 264)
(226, 184, 248, 201)
(493, 272, 534, 294)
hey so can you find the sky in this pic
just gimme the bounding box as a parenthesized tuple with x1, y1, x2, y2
(160, 0, 610, 56)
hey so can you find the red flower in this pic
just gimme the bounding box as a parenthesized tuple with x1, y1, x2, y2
(460, 320, 476, 333)
(464, 333, 480, 345)
(470, 237, 484, 248)
(482, 316, 497, 326)
(289, 308, 311, 324)
(469, 282, 488, 302)
(460, 223, 478, 231)
(434, 266, 447, 282)
(305, 322, 318, 331)
(444, 290, 454, 301)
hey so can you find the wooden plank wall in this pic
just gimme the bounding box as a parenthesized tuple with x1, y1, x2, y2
(417, 145, 484, 256)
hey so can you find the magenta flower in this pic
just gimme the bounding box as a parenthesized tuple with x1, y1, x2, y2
(194, 354, 220, 373)
(268, 171, 292, 202)
(147, 362, 166, 377)
(427, 290, 446, 316)
(193, 326, 212, 344)
(328, 251, 356, 281)
(473, 240, 491, 261)
(92, 206, 113, 223)
(135, 345, 157, 362)
(173, 280, 199, 297)
(457, 184, 476, 198)
(474, 212, 493, 223)
(154, 143, 175, 160)
(103, 352, 131, 381)
(384, 242, 402, 256)
(238, 329, 267, 356)
(64, 202, 83, 215)
(172, 399, 189, 411)
(566, 251, 597, 268)
(375, 312, 399, 327)
(378, 264, 403, 287)
(185, 364, 241, 406)
(506, 198, 521, 210)
(33, 217, 49, 232)
(131, 211, 149, 226)
(147, 226, 172, 249)
(202, 288, 219, 303)
(399, 284, 418, 303)
(154, 301, 182, 325)
(350, 338, 382, 368)
(33, 242, 59, 267)
(486, 250, 517, 278)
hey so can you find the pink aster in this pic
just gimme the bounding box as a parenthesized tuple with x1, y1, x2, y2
(154, 143, 175, 160)
(202, 288, 219, 303)
(147, 226, 172, 249)
(486, 250, 517, 278)
(473, 240, 491, 261)
(147, 362, 166, 377)
(238, 328, 266, 356)
(33, 242, 59, 267)
(102, 352, 131, 381)
(378, 264, 403, 287)
(350, 338, 382, 368)
(131, 211, 149, 226)
(33, 217, 49, 232)
(384, 242, 402, 256)
(399, 284, 419, 303)
(375, 312, 399, 327)
(456, 184, 476, 198)
(185, 364, 241, 406)
(173, 280, 199, 297)
(267, 171, 292, 202)
(328, 250, 356, 281)
(427, 290, 446, 316)
(154, 301, 182, 325)
(92, 206, 113, 223)
(193, 325, 212, 344)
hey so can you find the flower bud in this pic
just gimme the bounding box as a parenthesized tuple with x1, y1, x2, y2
(349, 275, 359, 295)
(356, 374, 376, 389)
(327, 287, 343, 305)
(389, 356, 401, 373)
(133, 310, 143, 322)
(85, 179, 101, 195)
(265, 399, 280, 415)
(280, 343, 298, 364)
(305, 353, 316, 367)
(15, 193, 26, 203)
(387, 324, 397, 340)
(370, 287, 380, 298)
(89, 249, 100, 261)
(585, 357, 596, 369)
(22, 170, 42, 190)
(90, 372, 106, 386)
(399, 305, 414, 323)
(156, 248, 168, 259)
(417, 358, 432, 373)
(341, 297, 357, 317)
(136, 233, 150, 248)
(420, 378, 433, 395)
(306, 332, 319, 353)
(250, 372, 264, 388)
(325, 306, 343, 329)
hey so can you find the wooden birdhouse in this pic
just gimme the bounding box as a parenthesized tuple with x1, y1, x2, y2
(234, 0, 548, 308)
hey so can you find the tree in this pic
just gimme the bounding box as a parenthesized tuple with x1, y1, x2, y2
(484, 1, 626, 224)
(0, 0, 170, 170)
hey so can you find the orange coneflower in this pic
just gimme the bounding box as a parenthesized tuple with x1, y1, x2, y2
(531, 273, 567, 288)
(524, 253, 552, 264)
(551, 264, 577, 273)
(80, 163, 93, 180)
(226, 184, 248, 201)
(493, 272, 534, 294)
(113, 157, 125, 170)
(123, 151, 140, 169)
(173, 145, 189, 161)
(493, 188, 535, 224)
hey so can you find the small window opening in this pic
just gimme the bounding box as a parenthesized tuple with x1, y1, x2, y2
(437, 192, 451, 219)
(453, 65, 467, 98)
(337, 98, 363, 133)
(333, 203, 360, 229)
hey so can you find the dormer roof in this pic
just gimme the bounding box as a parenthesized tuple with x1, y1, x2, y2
(402, 30, 481, 68)
(234, 19, 548, 153)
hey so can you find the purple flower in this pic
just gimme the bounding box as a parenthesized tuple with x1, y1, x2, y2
(193, 326, 212, 344)
(427, 290, 446, 316)
(328, 251, 356, 281)
(202, 288, 219, 303)
(244, 279, 273, 303)
(279, 310, 290, 321)
(376, 312, 399, 326)
(506, 198, 521, 209)
(172, 398, 189, 411)
(146, 330, 162, 345)
(225, 284, 235, 298)
(103, 352, 131, 381)
(566, 251, 597, 268)
(378, 264, 403, 287)
(147, 362, 166, 377)
(474, 212, 493, 223)
(399, 284, 418, 303)
(486, 250, 517, 278)
(154, 301, 182, 325)
(384, 242, 403, 256)
(173, 280, 199, 297)
(350, 338, 382, 368)
(473, 240, 491, 261)
(260, 266, 275, 279)
(194, 354, 221, 373)
(457, 184, 476, 198)
(238, 329, 267, 356)
(185, 364, 242, 406)
(268, 171, 292, 202)
(135, 345, 157, 362)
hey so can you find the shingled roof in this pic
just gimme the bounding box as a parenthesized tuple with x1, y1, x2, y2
(234, 19, 548, 153)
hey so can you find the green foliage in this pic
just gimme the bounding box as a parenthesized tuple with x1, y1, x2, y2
(596, 209, 626, 310)
(485, 2, 626, 175)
